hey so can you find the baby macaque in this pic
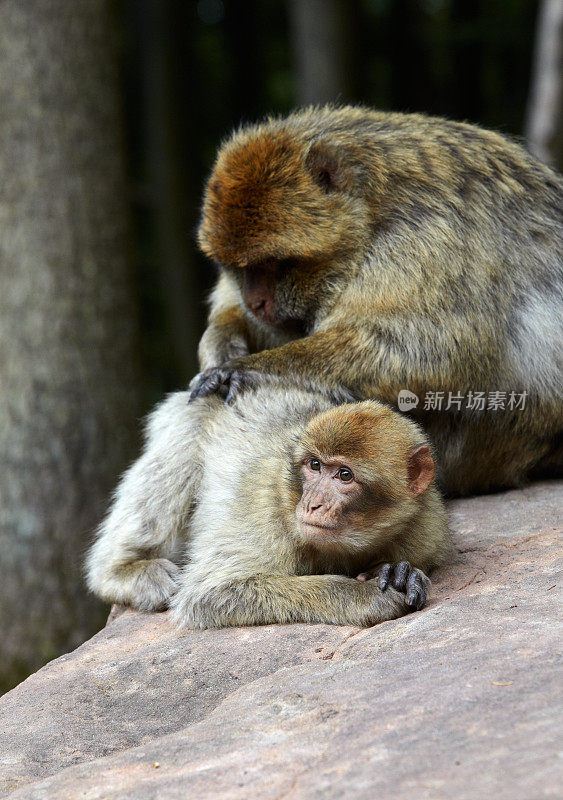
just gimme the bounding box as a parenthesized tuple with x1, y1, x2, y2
(86, 385, 449, 627)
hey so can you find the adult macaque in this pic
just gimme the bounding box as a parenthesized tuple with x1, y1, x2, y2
(86, 386, 449, 628)
(191, 106, 563, 495)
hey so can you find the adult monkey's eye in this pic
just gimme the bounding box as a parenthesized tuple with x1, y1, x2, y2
(279, 257, 297, 272)
(310, 458, 321, 471)
(338, 467, 354, 482)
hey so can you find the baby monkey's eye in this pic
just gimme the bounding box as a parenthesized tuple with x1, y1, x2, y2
(338, 467, 354, 482)
(310, 458, 321, 471)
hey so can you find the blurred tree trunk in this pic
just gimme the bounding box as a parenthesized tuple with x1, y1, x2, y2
(526, 0, 563, 172)
(0, 0, 143, 692)
(139, 0, 200, 381)
(287, 0, 355, 105)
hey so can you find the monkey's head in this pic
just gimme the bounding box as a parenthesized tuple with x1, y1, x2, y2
(292, 401, 435, 552)
(198, 123, 373, 330)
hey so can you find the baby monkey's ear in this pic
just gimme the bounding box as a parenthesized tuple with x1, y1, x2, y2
(407, 444, 435, 497)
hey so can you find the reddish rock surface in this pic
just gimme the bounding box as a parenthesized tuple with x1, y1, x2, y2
(0, 481, 561, 800)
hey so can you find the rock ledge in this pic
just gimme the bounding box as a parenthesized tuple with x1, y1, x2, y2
(0, 481, 561, 799)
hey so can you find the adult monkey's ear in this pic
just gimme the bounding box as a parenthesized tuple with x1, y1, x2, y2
(407, 444, 435, 497)
(305, 140, 351, 193)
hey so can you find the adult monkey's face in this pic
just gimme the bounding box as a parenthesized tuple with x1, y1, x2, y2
(197, 124, 373, 330)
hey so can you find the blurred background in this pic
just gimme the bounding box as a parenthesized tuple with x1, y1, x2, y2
(0, 0, 561, 693)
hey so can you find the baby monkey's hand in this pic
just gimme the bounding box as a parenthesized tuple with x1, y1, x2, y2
(356, 561, 431, 611)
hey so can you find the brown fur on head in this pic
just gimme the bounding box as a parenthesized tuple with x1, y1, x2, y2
(197, 124, 371, 269)
(297, 401, 435, 504)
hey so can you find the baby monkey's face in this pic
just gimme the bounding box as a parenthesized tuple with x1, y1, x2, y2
(292, 400, 436, 552)
(295, 455, 369, 545)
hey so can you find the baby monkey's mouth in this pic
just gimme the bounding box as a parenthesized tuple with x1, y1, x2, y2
(297, 517, 342, 536)
(303, 522, 336, 530)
